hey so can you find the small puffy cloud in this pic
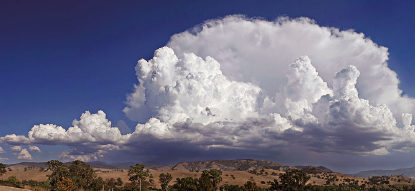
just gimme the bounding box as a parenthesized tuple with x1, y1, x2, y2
(1, 110, 131, 160)
(29, 145, 41, 153)
(0, 158, 8, 161)
(0, 146, 5, 153)
(17, 149, 32, 160)
(10, 146, 22, 152)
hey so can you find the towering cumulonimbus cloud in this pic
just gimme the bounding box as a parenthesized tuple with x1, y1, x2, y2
(166, 16, 415, 118)
(1, 16, 415, 163)
(123, 46, 414, 155)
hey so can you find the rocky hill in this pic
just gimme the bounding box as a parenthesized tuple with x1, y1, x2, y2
(6, 162, 47, 170)
(157, 159, 296, 172)
(295, 166, 333, 174)
(297, 166, 332, 174)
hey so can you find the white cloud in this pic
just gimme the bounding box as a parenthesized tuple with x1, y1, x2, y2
(29, 145, 41, 153)
(17, 149, 32, 160)
(284, 56, 332, 104)
(10, 146, 22, 152)
(125, 47, 262, 124)
(1, 134, 31, 145)
(362, 147, 390, 156)
(25, 111, 131, 144)
(0, 146, 5, 153)
(403, 113, 415, 132)
(0, 158, 8, 161)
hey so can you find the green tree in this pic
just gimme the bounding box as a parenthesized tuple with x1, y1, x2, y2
(116, 177, 124, 186)
(47, 163, 71, 189)
(244, 181, 259, 191)
(220, 184, 245, 191)
(68, 160, 96, 189)
(57, 177, 78, 191)
(159, 173, 172, 191)
(128, 163, 153, 191)
(105, 178, 117, 190)
(270, 169, 310, 191)
(0, 163, 6, 176)
(90, 177, 105, 191)
(7, 176, 20, 186)
(172, 177, 198, 191)
(201, 169, 222, 190)
(46, 160, 64, 171)
(198, 175, 214, 191)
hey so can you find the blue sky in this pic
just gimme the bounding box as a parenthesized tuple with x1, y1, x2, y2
(1, 1, 415, 173)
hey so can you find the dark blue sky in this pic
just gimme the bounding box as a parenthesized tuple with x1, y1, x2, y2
(1, 1, 415, 167)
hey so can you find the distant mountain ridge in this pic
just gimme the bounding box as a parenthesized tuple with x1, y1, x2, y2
(157, 159, 296, 172)
(5, 160, 335, 174)
(354, 167, 415, 178)
(7, 159, 415, 178)
(6, 161, 164, 170)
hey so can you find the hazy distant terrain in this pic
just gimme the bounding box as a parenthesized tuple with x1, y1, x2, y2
(354, 167, 415, 178)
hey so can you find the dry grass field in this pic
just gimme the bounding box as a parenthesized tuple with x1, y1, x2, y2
(1, 169, 51, 182)
(1, 168, 414, 190)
